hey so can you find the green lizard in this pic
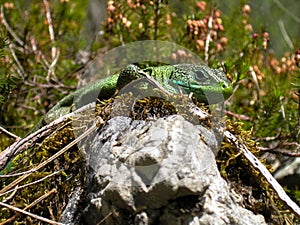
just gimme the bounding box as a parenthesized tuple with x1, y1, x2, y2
(0, 64, 232, 175)
(43, 63, 233, 125)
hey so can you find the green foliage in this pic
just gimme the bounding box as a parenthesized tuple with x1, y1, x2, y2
(104, 0, 174, 44)
(0, 0, 89, 140)
(219, 120, 290, 224)
(0, 29, 16, 104)
(0, 123, 84, 223)
(0, 0, 299, 223)
(102, 0, 299, 145)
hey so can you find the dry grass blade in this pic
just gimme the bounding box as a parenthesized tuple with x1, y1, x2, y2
(0, 121, 97, 195)
(0, 188, 57, 225)
(224, 130, 300, 218)
(0, 103, 95, 170)
(0, 199, 63, 225)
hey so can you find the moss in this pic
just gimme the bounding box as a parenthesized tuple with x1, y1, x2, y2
(217, 119, 296, 224)
(0, 122, 85, 223)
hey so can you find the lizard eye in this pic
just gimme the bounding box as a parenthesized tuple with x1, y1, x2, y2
(194, 70, 207, 83)
(221, 82, 229, 89)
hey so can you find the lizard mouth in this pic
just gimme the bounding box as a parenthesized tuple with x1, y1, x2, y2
(173, 81, 232, 103)
(176, 82, 230, 93)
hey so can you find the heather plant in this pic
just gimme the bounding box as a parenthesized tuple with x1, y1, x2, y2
(103, 0, 299, 147)
(0, 0, 300, 223)
(0, 0, 298, 161)
(0, 0, 89, 140)
(1, 0, 298, 146)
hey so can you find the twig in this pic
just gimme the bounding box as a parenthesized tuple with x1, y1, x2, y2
(224, 110, 253, 121)
(1, 3, 60, 82)
(1, 5, 36, 60)
(97, 212, 112, 225)
(0, 118, 70, 171)
(0, 103, 95, 171)
(204, 13, 213, 62)
(0, 5, 23, 46)
(282, 141, 300, 148)
(2, 186, 18, 203)
(259, 141, 300, 156)
(0, 170, 62, 195)
(224, 130, 300, 218)
(18, 104, 38, 111)
(24, 80, 74, 89)
(43, 0, 57, 60)
(0, 189, 57, 225)
(259, 147, 300, 157)
(0, 196, 63, 225)
(8, 43, 26, 78)
(30, 35, 50, 69)
(272, 0, 300, 23)
(1, 4, 46, 68)
(0, 119, 99, 194)
(256, 131, 281, 141)
(278, 19, 294, 49)
(46, 48, 60, 82)
(43, 0, 60, 82)
(249, 66, 260, 97)
(0, 169, 40, 178)
(0, 126, 20, 141)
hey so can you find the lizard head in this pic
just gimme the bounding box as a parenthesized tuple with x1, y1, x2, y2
(170, 64, 233, 104)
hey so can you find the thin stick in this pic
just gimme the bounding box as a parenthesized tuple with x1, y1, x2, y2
(24, 80, 72, 89)
(30, 36, 50, 69)
(278, 19, 294, 50)
(43, 0, 56, 59)
(0, 126, 20, 141)
(2, 185, 18, 203)
(0, 121, 98, 194)
(8, 43, 26, 78)
(46, 48, 60, 81)
(43, 0, 59, 82)
(0, 169, 41, 178)
(0, 170, 61, 196)
(0, 189, 57, 225)
(0, 200, 63, 225)
(224, 110, 253, 121)
(97, 212, 112, 225)
(204, 14, 213, 62)
(0, 102, 95, 171)
(224, 130, 300, 218)
(272, 0, 300, 23)
(0, 5, 23, 46)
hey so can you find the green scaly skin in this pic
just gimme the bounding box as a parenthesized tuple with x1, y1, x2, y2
(44, 64, 232, 123)
(26, 64, 233, 133)
(0, 64, 232, 174)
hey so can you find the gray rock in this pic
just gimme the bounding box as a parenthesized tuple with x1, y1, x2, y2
(80, 115, 266, 225)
